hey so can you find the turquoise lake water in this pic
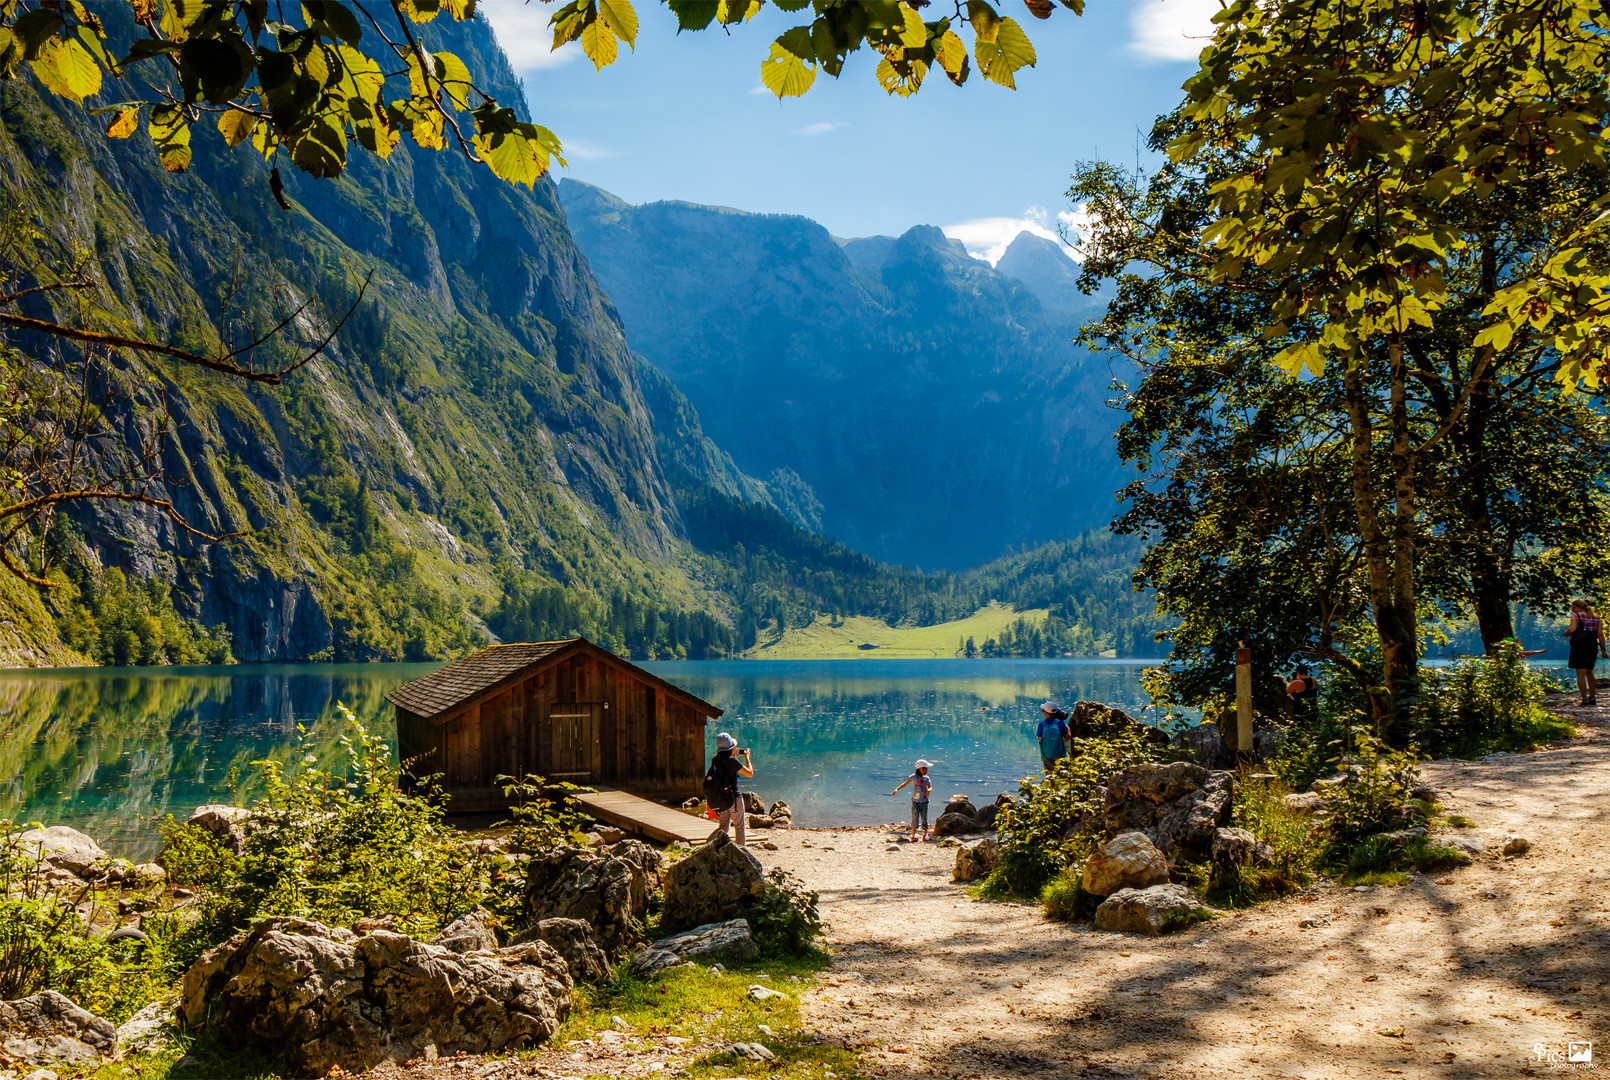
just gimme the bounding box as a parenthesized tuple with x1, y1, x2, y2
(0, 659, 1166, 856)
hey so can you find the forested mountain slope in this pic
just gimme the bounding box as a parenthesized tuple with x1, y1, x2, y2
(558, 180, 1131, 570)
(0, 10, 768, 664)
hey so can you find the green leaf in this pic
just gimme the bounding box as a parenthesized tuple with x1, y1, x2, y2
(666, 0, 719, 32)
(179, 35, 255, 104)
(30, 35, 101, 102)
(761, 39, 816, 98)
(598, 0, 638, 48)
(302, 1, 362, 44)
(12, 9, 64, 53)
(290, 115, 346, 177)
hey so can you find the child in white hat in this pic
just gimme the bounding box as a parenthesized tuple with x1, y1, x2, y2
(891, 759, 934, 841)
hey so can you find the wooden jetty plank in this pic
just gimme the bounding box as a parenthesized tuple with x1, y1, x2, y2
(576, 788, 717, 845)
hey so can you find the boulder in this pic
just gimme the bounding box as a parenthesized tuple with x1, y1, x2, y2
(179, 917, 571, 1074)
(740, 792, 767, 816)
(951, 838, 1001, 884)
(16, 827, 106, 878)
(747, 815, 776, 830)
(973, 804, 1002, 829)
(660, 832, 767, 935)
(768, 801, 793, 821)
(525, 841, 662, 951)
(1093, 884, 1212, 936)
(1445, 834, 1486, 857)
(1502, 835, 1531, 857)
(183, 805, 252, 854)
(932, 811, 984, 837)
(1210, 827, 1275, 867)
(1069, 702, 1171, 747)
(649, 919, 758, 963)
(629, 949, 683, 978)
(0, 992, 116, 1066)
(1169, 722, 1233, 769)
(1100, 763, 1235, 859)
(943, 795, 978, 818)
(432, 907, 501, 954)
(1283, 792, 1325, 816)
(520, 919, 611, 985)
(114, 1000, 175, 1055)
(1083, 832, 1171, 896)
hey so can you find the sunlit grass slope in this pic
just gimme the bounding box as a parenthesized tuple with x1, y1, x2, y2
(750, 602, 1049, 659)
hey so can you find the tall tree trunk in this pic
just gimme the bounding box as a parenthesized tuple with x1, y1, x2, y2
(1343, 341, 1421, 745)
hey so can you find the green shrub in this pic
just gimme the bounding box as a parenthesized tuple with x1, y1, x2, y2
(994, 727, 1165, 899)
(1315, 728, 1421, 848)
(1038, 868, 1097, 922)
(1341, 835, 1469, 882)
(749, 868, 823, 958)
(1414, 641, 1568, 757)
(1210, 773, 1314, 906)
(161, 705, 493, 946)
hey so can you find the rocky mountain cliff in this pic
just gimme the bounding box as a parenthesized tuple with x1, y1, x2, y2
(0, 11, 774, 664)
(558, 180, 1130, 570)
(993, 231, 1104, 317)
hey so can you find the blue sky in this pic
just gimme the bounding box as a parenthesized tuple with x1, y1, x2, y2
(478, 0, 1218, 262)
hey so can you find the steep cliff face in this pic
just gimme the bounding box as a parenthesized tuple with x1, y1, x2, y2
(0, 13, 729, 663)
(559, 180, 1130, 570)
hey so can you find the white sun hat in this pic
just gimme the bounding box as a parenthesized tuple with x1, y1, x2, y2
(715, 732, 736, 750)
(914, 759, 933, 770)
(1041, 700, 1063, 713)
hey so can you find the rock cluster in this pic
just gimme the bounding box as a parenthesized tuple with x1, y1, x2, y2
(524, 840, 662, 951)
(930, 793, 1012, 837)
(1066, 701, 1172, 748)
(951, 838, 1000, 883)
(631, 918, 759, 975)
(516, 918, 612, 984)
(1082, 832, 1170, 896)
(0, 991, 116, 1067)
(179, 917, 572, 1074)
(660, 831, 767, 935)
(1093, 884, 1211, 935)
(15, 826, 163, 891)
(1095, 762, 1235, 859)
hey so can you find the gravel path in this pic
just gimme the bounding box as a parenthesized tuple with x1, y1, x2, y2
(760, 700, 1608, 1079)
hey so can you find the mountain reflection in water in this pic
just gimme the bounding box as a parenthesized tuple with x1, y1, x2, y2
(0, 658, 1166, 857)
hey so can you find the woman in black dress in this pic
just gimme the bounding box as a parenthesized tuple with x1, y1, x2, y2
(1565, 600, 1608, 706)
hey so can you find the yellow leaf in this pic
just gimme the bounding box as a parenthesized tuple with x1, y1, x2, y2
(335, 44, 385, 102)
(398, 0, 442, 23)
(935, 30, 967, 76)
(106, 105, 140, 139)
(967, 0, 1001, 43)
(148, 103, 191, 172)
(580, 17, 619, 70)
(30, 36, 102, 102)
(598, 0, 639, 48)
(217, 109, 258, 147)
(760, 40, 816, 98)
(432, 50, 473, 109)
(899, 4, 927, 48)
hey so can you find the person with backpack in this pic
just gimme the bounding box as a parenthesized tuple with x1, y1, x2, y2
(1565, 599, 1608, 706)
(1036, 700, 1071, 771)
(704, 732, 754, 844)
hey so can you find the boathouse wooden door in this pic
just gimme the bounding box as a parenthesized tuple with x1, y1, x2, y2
(549, 702, 602, 781)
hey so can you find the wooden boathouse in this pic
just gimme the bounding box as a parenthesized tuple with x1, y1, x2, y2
(386, 638, 723, 812)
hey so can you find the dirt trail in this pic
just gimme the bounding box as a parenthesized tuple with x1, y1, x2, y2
(762, 701, 1609, 1080)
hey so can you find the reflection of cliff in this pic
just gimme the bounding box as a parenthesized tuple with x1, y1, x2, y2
(0, 667, 423, 857)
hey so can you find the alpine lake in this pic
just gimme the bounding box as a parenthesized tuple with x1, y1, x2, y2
(0, 659, 1169, 858)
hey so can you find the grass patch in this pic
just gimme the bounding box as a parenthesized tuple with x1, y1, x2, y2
(1038, 868, 1100, 923)
(1444, 814, 1475, 828)
(752, 602, 1049, 659)
(1339, 869, 1409, 888)
(1335, 835, 1469, 885)
(90, 1034, 282, 1080)
(558, 957, 860, 1080)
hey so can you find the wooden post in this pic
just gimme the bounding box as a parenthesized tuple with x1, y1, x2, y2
(1235, 642, 1254, 757)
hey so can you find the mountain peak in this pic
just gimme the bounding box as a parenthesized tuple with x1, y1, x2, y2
(994, 231, 1096, 314)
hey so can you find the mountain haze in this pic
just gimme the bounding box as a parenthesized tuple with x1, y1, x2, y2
(558, 180, 1130, 570)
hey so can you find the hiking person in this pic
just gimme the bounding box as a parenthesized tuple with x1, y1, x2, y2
(891, 759, 934, 841)
(704, 732, 754, 844)
(1565, 600, 1608, 706)
(1285, 663, 1319, 722)
(1036, 700, 1071, 771)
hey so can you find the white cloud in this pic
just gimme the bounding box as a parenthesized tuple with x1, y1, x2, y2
(942, 206, 1086, 265)
(1128, 0, 1220, 63)
(477, 0, 581, 72)
(562, 139, 622, 161)
(796, 121, 845, 136)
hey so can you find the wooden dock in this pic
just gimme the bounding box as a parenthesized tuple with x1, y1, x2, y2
(576, 788, 718, 845)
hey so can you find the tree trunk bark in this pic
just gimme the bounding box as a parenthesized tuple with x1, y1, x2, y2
(1343, 340, 1421, 744)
